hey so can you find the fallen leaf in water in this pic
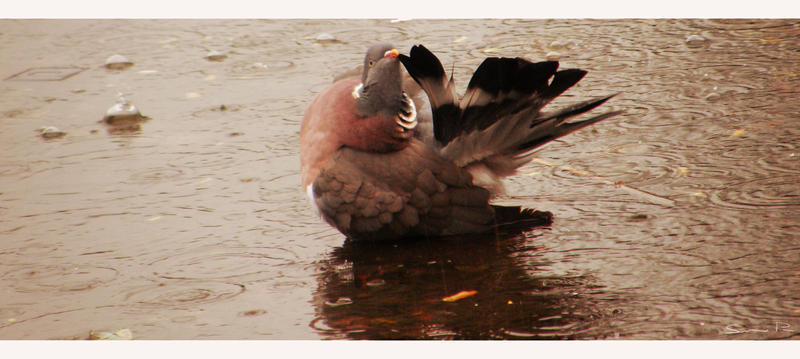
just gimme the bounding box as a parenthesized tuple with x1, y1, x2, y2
(731, 129, 746, 137)
(675, 167, 690, 176)
(453, 36, 467, 43)
(442, 290, 477, 302)
(759, 38, 782, 44)
(185, 92, 202, 99)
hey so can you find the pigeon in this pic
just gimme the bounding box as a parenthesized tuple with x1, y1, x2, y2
(300, 42, 621, 241)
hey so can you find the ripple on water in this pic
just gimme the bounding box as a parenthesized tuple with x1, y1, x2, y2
(0, 162, 31, 178)
(1, 264, 118, 292)
(720, 140, 800, 176)
(225, 60, 295, 80)
(147, 245, 298, 281)
(125, 166, 187, 184)
(123, 281, 245, 307)
(708, 175, 800, 210)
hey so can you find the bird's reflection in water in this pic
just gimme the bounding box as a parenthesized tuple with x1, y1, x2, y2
(311, 226, 615, 339)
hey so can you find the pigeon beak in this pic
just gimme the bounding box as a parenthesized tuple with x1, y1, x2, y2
(383, 49, 399, 59)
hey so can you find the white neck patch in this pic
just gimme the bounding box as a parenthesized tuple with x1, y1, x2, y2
(352, 83, 363, 99)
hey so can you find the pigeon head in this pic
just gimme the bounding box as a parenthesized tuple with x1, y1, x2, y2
(355, 42, 404, 117)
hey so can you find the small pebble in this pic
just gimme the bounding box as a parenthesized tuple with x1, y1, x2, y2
(205, 50, 227, 62)
(104, 54, 133, 70)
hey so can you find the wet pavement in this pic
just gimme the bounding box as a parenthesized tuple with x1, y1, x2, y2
(0, 19, 798, 339)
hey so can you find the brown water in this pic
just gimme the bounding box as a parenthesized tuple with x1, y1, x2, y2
(0, 19, 798, 340)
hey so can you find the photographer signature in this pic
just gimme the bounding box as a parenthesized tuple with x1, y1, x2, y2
(722, 321, 794, 335)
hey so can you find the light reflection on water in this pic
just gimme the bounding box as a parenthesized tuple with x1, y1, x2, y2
(0, 19, 798, 339)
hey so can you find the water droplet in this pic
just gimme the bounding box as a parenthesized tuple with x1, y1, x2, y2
(103, 95, 143, 122)
(545, 51, 561, 61)
(101, 93, 149, 132)
(104, 54, 133, 70)
(314, 33, 340, 44)
(324, 297, 353, 307)
(685, 34, 708, 47)
(366, 278, 386, 287)
(205, 50, 227, 62)
(39, 126, 67, 139)
(89, 328, 133, 340)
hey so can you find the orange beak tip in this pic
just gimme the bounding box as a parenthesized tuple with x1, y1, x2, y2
(384, 49, 399, 59)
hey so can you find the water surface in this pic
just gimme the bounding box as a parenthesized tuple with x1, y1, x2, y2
(0, 19, 798, 339)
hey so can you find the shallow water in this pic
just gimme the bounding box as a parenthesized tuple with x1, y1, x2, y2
(0, 19, 798, 339)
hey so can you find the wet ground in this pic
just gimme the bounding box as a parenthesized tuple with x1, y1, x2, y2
(0, 19, 798, 340)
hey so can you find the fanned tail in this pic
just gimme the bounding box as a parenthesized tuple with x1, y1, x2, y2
(399, 44, 622, 192)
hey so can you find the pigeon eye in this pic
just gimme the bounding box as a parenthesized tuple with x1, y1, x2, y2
(368, 60, 375, 67)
